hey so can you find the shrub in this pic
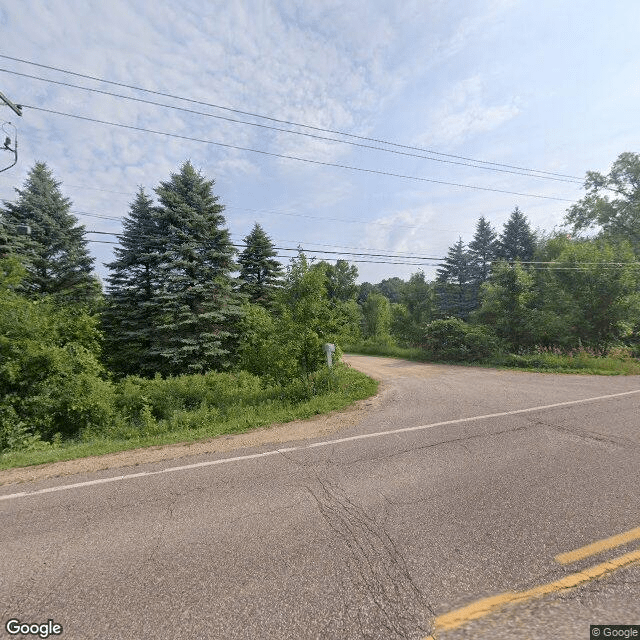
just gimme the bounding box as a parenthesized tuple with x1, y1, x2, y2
(420, 318, 500, 361)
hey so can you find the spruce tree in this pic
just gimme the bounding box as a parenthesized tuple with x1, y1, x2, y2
(468, 216, 499, 308)
(1, 162, 100, 307)
(103, 188, 162, 376)
(498, 206, 536, 262)
(436, 238, 474, 318)
(150, 161, 243, 376)
(469, 216, 499, 284)
(238, 222, 283, 306)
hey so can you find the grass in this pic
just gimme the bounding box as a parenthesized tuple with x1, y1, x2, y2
(344, 342, 640, 376)
(0, 364, 378, 471)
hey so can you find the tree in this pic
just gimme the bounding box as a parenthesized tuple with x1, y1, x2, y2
(1, 162, 100, 308)
(322, 259, 359, 302)
(1, 256, 114, 450)
(498, 206, 536, 262)
(149, 161, 243, 376)
(361, 292, 392, 342)
(239, 251, 348, 383)
(357, 281, 376, 305)
(238, 222, 283, 306)
(436, 238, 474, 318)
(393, 271, 436, 345)
(564, 152, 640, 255)
(102, 188, 162, 376)
(469, 216, 499, 285)
(546, 239, 640, 347)
(376, 277, 405, 303)
(474, 261, 535, 349)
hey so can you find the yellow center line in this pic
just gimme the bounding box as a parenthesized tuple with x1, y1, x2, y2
(422, 546, 640, 639)
(555, 526, 640, 565)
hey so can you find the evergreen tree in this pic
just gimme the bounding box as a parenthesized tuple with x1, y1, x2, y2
(498, 206, 536, 262)
(238, 222, 283, 306)
(469, 216, 499, 284)
(103, 188, 162, 376)
(436, 238, 474, 318)
(150, 161, 243, 376)
(1, 162, 100, 307)
(468, 216, 499, 309)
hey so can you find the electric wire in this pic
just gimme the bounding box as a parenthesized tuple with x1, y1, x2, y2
(0, 67, 582, 185)
(21, 104, 577, 203)
(79, 232, 640, 269)
(0, 53, 582, 180)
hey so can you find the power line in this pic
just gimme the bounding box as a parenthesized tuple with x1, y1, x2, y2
(23, 104, 576, 203)
(81, 232, 640, 268)
(0, 66, 582, 185)
(0, 53, 582, 180)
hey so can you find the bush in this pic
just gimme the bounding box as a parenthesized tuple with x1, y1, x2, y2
(420, 318, 500, 361)
(1, 268, 116, 450)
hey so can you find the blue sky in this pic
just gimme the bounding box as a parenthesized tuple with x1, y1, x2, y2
(1, 0, 638, 284)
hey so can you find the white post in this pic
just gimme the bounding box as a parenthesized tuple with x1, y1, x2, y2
(323, 343, 336, 368)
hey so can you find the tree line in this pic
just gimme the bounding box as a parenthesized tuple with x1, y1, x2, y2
(1, 152, 639, 450)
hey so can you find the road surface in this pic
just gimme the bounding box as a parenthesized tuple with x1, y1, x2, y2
(1, 355, 639, 639)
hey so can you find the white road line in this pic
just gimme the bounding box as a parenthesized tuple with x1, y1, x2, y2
(1, 388, 639, 502)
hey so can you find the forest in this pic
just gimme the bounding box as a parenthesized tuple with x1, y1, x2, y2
(1, 151, 639, 463)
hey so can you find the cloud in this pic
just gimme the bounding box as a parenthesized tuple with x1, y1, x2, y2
(419, 75, 521, 147)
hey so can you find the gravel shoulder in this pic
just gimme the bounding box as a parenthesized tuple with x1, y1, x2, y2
(0, 356, 389, 486)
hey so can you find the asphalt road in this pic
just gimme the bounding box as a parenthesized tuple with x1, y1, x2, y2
(1, 355, 639, 640)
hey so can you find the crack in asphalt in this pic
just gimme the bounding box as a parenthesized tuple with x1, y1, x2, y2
(307, 477, 435, 639)
(533, 419, 639, 449)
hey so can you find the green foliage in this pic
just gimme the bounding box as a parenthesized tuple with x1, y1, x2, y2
(238, 222, 283, 306)
(321, 259, 359, 302)
(474, 261, 537, 350)
(0, 270, 114, 450)
(469, 216, 499, 284)
(1, 364, 378, 468)
(545, 239, 640, 347)
(396, 271, 436, 345)
(104, 162, 244, 377)
(498, 206, 536, 262)
(565, 152, 640, 255)
(0, 162, 101, 309)
(420, 318, 500, 361)
(238, 252, 357, 385)
(103, 188, 162, 375)
(361, 291, 392, 342)
(436, 239, 475, 319)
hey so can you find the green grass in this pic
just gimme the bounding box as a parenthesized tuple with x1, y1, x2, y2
(0, 364, 378, 471)
(345, 343, 640, 375)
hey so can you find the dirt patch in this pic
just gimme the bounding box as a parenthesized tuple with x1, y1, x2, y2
(0, 359, 390, 486)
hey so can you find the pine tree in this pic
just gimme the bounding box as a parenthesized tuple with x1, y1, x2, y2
(103, 188, 162, 376)
(238, 222, 283, 306)
(436, 238, 474, 318)
(1, 162, 100, 307)
(150, 161, 243, 376)
(498, 206, 536, 262)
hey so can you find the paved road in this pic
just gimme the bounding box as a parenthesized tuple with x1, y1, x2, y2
(1, 356, 639, 640)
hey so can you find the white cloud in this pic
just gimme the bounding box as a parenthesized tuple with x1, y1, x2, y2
(419, 75, 521, 147)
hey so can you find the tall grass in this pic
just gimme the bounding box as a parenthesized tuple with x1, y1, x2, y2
(0, 364, 378, 470)
(345, 342, 640, 375)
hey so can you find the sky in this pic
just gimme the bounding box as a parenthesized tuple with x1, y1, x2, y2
(1, 0, 639, 285)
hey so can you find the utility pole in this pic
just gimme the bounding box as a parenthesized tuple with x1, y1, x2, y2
(0, 91, 23, 117)
(0, 90, 22, 173)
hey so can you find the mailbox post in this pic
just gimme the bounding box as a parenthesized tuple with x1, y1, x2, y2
(323, 343, 336, 369)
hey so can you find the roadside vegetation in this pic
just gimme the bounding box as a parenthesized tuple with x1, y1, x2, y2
(1, 153, 639, 467)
